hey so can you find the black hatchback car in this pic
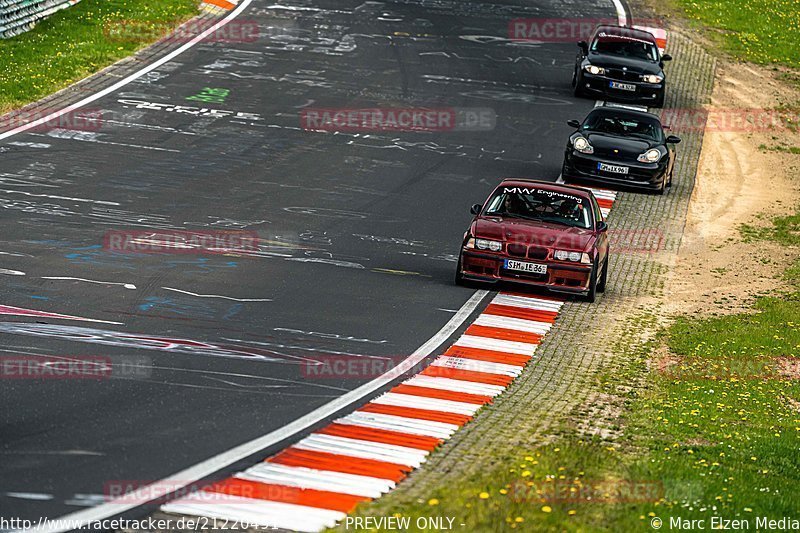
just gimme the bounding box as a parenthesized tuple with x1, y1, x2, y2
(562, 106, 681, 194)
(572, 25, 671, 108)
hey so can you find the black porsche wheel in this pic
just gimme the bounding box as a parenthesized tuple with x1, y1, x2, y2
(656, 175, 668, 195)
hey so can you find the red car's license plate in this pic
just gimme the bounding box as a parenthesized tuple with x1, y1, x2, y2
(505, 260, 547, 274)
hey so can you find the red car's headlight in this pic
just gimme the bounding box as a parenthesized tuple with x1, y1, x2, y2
(469, 238, 503, 252)
(555, 250, 592, 264)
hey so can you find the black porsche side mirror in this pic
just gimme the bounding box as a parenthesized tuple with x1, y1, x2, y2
(662, 53, 672, 61)
(596, 221, 608, 232)
(666, 135, 682, 144)
(577, 40, 588, 54)
(567, 119, 581, 129)
(470, 204, 482, 215)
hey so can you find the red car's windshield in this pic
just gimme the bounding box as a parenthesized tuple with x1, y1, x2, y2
(484, 187, 593, 229)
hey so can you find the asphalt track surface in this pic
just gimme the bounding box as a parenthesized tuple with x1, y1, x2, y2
(0, 0, 622, 524)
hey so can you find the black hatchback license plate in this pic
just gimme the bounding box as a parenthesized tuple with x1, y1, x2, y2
(609, 81, 636, 91)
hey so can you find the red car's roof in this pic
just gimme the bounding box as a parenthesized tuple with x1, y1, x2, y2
(495, 178, 595, 201)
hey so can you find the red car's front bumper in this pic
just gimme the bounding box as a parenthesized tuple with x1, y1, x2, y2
(459, 250, 593, 294)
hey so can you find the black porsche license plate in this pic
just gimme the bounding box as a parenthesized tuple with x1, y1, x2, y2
(609, 81, 636, 91)
(598, 162, 629, 174)
(505, 260, 547, 274)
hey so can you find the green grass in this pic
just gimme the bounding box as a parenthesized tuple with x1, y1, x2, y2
(668, 0, 800, 68)
(759, 144, 800, 155)
(0, 0, 199, 113)
(741, 211, 800, 247)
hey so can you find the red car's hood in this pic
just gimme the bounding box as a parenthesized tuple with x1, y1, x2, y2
(472, 217, 595, 251)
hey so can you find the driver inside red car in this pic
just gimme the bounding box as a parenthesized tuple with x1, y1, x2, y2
(557, 199, 582, 222)
(502, 194, 526, 216)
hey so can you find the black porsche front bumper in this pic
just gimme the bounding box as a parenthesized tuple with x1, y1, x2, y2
(562, 150, 668, 191)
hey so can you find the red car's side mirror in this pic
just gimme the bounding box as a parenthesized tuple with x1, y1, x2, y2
(470, 204, 482, 215)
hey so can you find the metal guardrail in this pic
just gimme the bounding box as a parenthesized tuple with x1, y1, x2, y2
(0, 0, 81, 38)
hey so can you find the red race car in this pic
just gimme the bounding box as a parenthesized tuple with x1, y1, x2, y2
(456, 179, 610, 302)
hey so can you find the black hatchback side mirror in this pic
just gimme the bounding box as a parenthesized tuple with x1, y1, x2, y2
(666, 135, 682, 144)
(567, 119, 581, 129)
(578, 40, 588, 54)
(470, 204, 482, 215)
(662, 53, 672, 61)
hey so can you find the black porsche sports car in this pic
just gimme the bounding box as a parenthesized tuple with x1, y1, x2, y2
(573, 25, 671, 108)
(561, 106, 681, 194)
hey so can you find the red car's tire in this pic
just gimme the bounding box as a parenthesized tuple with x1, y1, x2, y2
(597, 255, 609, 293)
(584, 260, 598, 303)
(455, 255, 466, 286)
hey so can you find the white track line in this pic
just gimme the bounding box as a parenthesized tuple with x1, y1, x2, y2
(162, 287, 272, 302)
(611, 0, 628, 26)
(42, 277, 136, 290)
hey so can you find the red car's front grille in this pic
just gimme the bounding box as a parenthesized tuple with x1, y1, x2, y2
(506, 244, 527, 257)
(528, 246, 549, 260)
(504, 244, 551, 260)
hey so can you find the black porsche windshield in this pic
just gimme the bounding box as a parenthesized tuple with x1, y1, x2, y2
(581, 111, 663, 141)
(484, 187, 592, 229)
(591, 34, 659, 61)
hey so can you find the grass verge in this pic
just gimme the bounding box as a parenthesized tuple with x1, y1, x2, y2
(665, 0, 800, 68)
(0, 0, 199, 114)
(345, 216, 800, 531)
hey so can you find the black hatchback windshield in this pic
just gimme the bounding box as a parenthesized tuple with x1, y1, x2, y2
(591, 33, 659, 61)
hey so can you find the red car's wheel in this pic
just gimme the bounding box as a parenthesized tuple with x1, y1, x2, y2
(597, 254, 608, 293)
(455, 255, 466, 286)
(585, 259, 599, 303)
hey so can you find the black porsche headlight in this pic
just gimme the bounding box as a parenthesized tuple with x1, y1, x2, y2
(573, 136, 594, 154)
(637, 149, 662, 163)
